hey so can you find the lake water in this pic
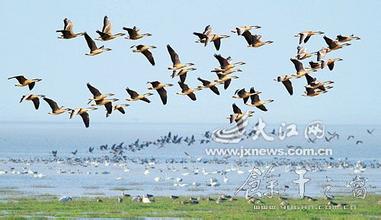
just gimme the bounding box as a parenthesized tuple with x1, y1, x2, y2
(0, 122, 380, 199)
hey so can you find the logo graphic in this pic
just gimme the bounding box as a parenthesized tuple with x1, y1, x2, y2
(304, 121, 325, 141)
(212, 112, 249, 143)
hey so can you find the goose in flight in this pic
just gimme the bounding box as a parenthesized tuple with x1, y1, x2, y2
(215, 73, 239, 90)
(68, 107, 97, 128)
(295, 46, 315, 60)
(232, 88, 260, 103)
(241, 30, 273, 48)
(114, 104, 129, 114)
(96, 16, 125, 41)
(231, 25, 261, 35)
(274, 75, 293, 95)
(167, 44, 195, 73)
(123, 26, 151, 40)
(176, 81, 201, 101)
(290, 58, 311, 78)
(211, 66, 242, 76)
(193, 25, 213, 46)
(8, 75, 42, 90)
(303, 86, 328, 97)
(91, 98, 119, 116)
(131, 45, 156, 66)
(173, 66, 197, 83)
(229, 103, 254, 123)
(323, 36, 351, 50)
(367, 129, 375, 135)
(336, 34, 360, 42)
(212, 54, 245, 73)
(106, 104, 129, 117)
(325, 58, 343, 71)
(43, 97, 68, 115)
(309, 60, 325, 70)
(294, 31, 324, 44)
(196, 77, 220, 95)
(19, 94, 45, 110)
(83, 32, 111, 56)
(147, 81, 173, 105)
(304, 74, 334, 92)
(207, 33, 230, 50)
(125, 88, 153, 103)
(245, 87, 273, 111)
(193, 25, 229, 50)
(86, 83, 115, 104)
(56, 18, 84, 39)
(316, 47, 331, 61)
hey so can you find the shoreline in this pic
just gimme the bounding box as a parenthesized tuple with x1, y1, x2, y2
(1, 195, 380, 219)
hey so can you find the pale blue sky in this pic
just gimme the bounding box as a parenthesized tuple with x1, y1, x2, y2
(1, 0, 380, 125)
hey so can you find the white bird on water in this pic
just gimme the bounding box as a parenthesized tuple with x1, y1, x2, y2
(207, 177, 220, 187)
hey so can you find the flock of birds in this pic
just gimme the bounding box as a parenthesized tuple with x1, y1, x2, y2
(8, 16, 361, 128)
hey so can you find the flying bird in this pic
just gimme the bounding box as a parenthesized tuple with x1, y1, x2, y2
(193, 25, 212, 46)
(336, 34, 360, 42)
(68, 107, 97, 128)
(296, 46, 315, 60)
(229, 103, 254, 123)
(245, 87, 273, 111)
(303, 86, 327, 97)
(196, 77, 220, 95)
(275, 75, 293, 95)
(86, 83, 114, 104)
(43, 97, 68, 115)
(304, 74, 334, 92)
(174, 66, 197, 83)
(167, 44, 195, 72)
(19, 94, 45, 110)
(241, 30, 273, 48)
(212, 54, 245, 73)
(231, 25, 261, 35)
(323, 35, 351, 50)
(309, 60, 325, 70)
(316, 47, 331, 61)
(147, 81, 173, 105)
(325, 58, 343, 71)
(8, 75, 42, 90)
(91, 98, 119, 116)
(176, 81, 201, 101)
(83, 32, 111, 56)
(108, 104, 130, 117)
(194, 25, 230, 50)
(294, 31, 324, 44)
(232, 88, 259, 103)
(123, 26, 151, 40)
(56, 18, 84, 39)
(290, 58, 311, 78)
(96, 16, 125, 41)
(215, 73, 239, 90)
(125, 88, 153, 103)
(131, 45, 156, 66)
